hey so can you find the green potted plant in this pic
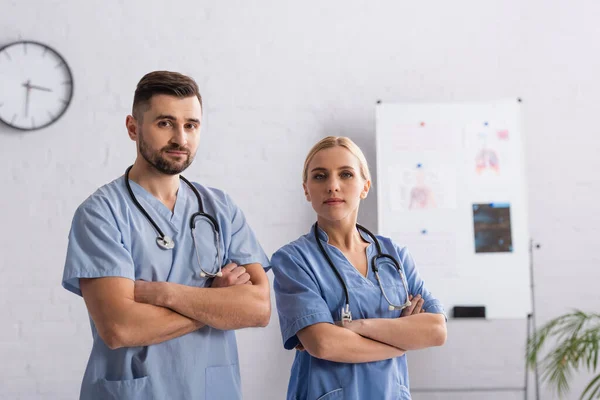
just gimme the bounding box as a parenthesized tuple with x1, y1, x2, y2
(527, 310, 600, 399)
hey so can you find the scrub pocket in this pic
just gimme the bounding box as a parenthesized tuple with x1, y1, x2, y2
(95, 376, 153, 400)
(317, 388, 343, 400)
(205, 364, 242, 399)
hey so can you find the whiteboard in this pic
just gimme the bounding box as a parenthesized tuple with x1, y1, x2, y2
(376, 100, 531, 319)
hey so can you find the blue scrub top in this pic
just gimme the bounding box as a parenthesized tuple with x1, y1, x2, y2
(62, 174, 269, 400)
(271, 224, 446, 400)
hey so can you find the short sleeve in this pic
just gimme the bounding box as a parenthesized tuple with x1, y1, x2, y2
(396, 245, 447, 320)
(62, 200, 135, 296)
(224, 194, 270, 271)
(271, 248, 334, 350)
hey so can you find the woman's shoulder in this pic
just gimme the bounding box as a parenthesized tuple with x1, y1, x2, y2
(272, 232, 314, 260)
(373, 233, 409, 255)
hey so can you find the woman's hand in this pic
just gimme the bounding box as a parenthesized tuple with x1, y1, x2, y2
(343, 318, 366, 334)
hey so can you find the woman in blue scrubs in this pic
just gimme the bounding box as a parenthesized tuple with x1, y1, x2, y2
(271, 136, 447, 400)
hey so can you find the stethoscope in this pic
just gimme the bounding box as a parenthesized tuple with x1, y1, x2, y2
(314, 222, 412, 323)
(124, 166, 223, 278)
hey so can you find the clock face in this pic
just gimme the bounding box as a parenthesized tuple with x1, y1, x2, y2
(0, 41, 74, 131)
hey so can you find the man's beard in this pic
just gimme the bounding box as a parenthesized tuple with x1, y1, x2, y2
(138, 130, 195, 175)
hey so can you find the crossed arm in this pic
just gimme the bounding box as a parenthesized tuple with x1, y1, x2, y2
(296, 294, 446, 363)
(80, 263, 270, 350)
(134, 263, 271, 330)
(345, 312, 447, 351)
(297, 323, 406, 363)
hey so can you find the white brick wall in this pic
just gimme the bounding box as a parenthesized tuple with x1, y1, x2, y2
(1, 1, 599, 399)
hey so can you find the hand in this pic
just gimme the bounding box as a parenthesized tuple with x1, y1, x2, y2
(401, 294, 425, 317)
(134, 280, 168, 306)
(211, 263, 252, 288)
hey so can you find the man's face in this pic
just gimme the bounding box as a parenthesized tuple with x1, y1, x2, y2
(136, 94, 202, 175)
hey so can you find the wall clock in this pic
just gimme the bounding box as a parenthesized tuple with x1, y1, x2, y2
(0, 40, 74, 131)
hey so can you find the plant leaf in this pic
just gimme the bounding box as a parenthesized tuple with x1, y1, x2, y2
(580, 373, 600, 400)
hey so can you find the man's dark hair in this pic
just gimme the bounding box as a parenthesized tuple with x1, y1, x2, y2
(132, 71, 202, 120)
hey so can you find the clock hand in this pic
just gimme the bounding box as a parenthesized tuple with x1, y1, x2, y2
(23, 80, 31, 117)
(28, 84, 53, 92)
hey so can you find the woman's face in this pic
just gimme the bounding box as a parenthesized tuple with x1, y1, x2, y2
(303, 146, 370, 224)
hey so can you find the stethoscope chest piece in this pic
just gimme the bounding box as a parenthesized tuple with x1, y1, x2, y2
(200, 270, 223, 278)
(157, 235, 175, 250)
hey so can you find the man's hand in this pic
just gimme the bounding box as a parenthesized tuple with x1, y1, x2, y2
(133, 262, 253, 309)
(134, 280, 169, 306)
(211, 263, 252, 288)
(401, 294, 425, 317)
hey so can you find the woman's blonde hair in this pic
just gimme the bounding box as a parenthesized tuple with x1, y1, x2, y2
(302, 136, 372, 183)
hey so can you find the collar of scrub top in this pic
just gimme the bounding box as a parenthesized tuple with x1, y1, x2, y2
(313, 222, 412, 324)
(124, 165, 223, 278)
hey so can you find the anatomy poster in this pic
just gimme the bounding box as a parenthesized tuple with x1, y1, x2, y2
(387, 159, 458, 212)
(463, 120, 517, 181)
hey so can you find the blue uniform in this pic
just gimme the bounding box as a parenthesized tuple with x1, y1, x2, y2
(271, 224, 445, 400)
(62, 175, 269, 400)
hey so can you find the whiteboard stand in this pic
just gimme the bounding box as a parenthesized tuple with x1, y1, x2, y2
(409, 240, 542, 399)
(412, 315, 532, 398)
(527, 239, 542, 400)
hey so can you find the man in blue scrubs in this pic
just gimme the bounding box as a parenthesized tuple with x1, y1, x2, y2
(62, 71, 271, 400)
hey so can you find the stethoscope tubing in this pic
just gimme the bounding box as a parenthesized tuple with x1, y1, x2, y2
(314, 222, 412, 320)
(124, 166, 223, 277)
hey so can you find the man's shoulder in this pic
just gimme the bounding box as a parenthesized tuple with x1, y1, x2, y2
(188, 182, 240, 212)
(74, 176, 127, 217)
(190, 182, 228, 201)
